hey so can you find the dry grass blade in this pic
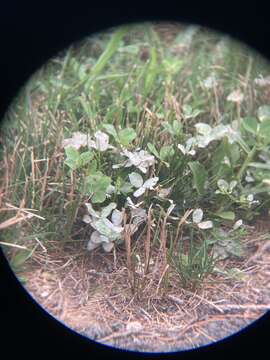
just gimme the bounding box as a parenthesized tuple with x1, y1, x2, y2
(173, 208, 193, 250)
(0, 212, 33, 230)
(144, 204, 152, 275)
(123, 212, 135, 293)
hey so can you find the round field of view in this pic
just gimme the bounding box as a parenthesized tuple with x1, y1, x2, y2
(0, 22, 270, 353)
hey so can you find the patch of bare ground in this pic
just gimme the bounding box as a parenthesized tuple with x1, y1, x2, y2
(19, 223, 270, 353)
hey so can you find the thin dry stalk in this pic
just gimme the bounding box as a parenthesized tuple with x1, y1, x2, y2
(173, 208, 193, 251)
(144, 205, 152, 275)
(40, 158, 49, 210)
(0, 212, 33, 230)
(31, 146, 36, 207)
(156, 264, 170, 295)
(123, 213, 135, 293)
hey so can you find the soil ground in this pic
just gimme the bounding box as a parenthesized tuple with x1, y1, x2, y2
(16, 219, 270, 353)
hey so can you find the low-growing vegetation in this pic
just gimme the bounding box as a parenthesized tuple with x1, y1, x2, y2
(1, 23, 270, 348)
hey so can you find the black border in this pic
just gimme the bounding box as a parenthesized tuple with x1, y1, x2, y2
(0, 3, 269, 359)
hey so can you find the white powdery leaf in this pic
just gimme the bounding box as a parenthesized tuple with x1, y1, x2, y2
(102, 241, 114, 252)
(100, 202, 117, 218)
(83, 214, 92, 224)
(62, 132, 89, 149)
(254, 75, 270, 87)
(111, 209, 123, 226)
(129, 172, 144, 188)
(227, 89, 244, 103)
(192, 208, 204, 223)
(87, 240, 100, 251)
(185, 137, 197, 151)
(229, 180, 238, 192)
(195, 123, 212, 136)
(233, 219, 243, 230)
(217, 179, 229, 192)
(177, 144, 186, 155)
(198, 220, 213, 229)
(189, 149, 196, 156)
(85, 203, 100, 218)
(133, 187, 146, 197)
(90, 231, 103, 244)
(106, 184, 116, 195)
(247, 194, 254, 202)
(143, 177, 159, 189)
(126, 197, 137, 209)
(94, 131, 110, 151)
(131, 207, 147, 223)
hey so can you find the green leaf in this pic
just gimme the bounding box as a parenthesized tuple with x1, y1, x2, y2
(241, 117, 258, 135)
(215, 211, 236, 220)
(88, 160, 97, 174)
(257, 105, 270, 122)
(64, 147, 80, 170)
(172, 120, 182, 136)
(147, 142, 160, 159)
(258, 119, 270, 138)
(118, 128, 137, 146)
(188, 161, 208, 195)
(78, 151, 94, 167)
(162, 121, 174, 135)
(86, 172, 111, 203)
(160, 145, 175, 160)
(102, 123, 119, 140)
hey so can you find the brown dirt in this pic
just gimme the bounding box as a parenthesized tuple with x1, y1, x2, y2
(16, 223, 270, 353)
